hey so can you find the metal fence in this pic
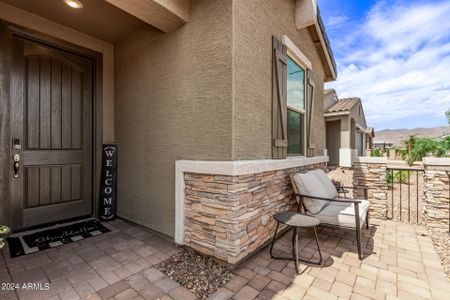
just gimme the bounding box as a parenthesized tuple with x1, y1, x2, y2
(386, 167, 424, 224)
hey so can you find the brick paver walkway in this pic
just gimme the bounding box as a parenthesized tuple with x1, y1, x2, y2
(1, 218, 449, 299)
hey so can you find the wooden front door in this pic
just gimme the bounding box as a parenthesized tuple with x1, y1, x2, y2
(10, 37, 94, 228)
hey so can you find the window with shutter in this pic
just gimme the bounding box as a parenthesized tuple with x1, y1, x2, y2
(272, 35, 315, 158)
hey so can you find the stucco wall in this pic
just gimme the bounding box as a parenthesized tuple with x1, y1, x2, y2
(114, 0, 233, 236)
(349, 102, 367, 130)
(340, 115, 350, 148)
(231, 0, 327, 159)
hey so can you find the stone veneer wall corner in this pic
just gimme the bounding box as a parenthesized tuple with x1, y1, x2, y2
(353, 156, 389, 219)
(423, 157, 450, 231)
(175, 156, 329, 264)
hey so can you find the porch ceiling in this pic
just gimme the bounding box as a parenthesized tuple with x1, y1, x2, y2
(0, 0, 153, 44)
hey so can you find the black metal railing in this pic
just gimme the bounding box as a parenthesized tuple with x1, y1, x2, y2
(386, 167, 424, 224)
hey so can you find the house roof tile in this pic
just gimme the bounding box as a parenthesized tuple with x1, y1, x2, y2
(325, 98, 360, 113)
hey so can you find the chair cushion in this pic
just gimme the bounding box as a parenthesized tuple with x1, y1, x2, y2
(310, 169, 338, 199)
(293, 170, 337, 214)
(311, 199, 369, 228)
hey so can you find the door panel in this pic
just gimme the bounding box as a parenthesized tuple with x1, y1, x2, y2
(24, 165, 83, 208)
(11, 37, 93, 228)
(326, 120, 341, 165)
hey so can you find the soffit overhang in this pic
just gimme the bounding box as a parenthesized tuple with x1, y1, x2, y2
(105, 0, 189, 33)
(295, 0, 337, 82)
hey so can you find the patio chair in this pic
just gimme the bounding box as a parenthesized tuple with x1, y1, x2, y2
(290, 169, 369, 260)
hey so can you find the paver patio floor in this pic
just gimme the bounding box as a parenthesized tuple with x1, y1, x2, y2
(1, 218, 449, 300)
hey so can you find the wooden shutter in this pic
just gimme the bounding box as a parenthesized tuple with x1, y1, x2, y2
(306, 69, 315, 157)
(272, 36, 288, 159)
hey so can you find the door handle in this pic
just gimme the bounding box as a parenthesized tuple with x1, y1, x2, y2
(13, 154, 20, 178)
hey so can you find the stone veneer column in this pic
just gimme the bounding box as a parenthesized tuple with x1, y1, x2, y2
(423, 158, 450, 231)
(353, 157, 388, 219)
(176, 158, 328, 264)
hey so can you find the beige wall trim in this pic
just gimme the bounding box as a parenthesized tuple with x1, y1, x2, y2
(282, 34, 312, 70)
(105, 0, 189, 33)
(295, 0, 317, 29)
(339, 148, 355, 167)
(354, 156, 388, 164)
(295, 0, 336, 81)
(324, 111, 350, 117)
(174, 156, 329, 244)
(423, 157, 450, 166)
(312, 21, 336, 80)
(0, 2, 115, 142)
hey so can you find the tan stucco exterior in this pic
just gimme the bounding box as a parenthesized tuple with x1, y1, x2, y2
(232, 0, 326, 159)
(115, 0, 331, 236)
(114, 0, 234, 236)
(0, 0, 334, 238)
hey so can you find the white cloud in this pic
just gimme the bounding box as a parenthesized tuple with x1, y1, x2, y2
(327, 0, 450, 129)
(324, 14, 349, 31)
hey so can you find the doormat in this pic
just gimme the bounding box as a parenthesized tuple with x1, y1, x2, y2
(6, 219, 110, 258)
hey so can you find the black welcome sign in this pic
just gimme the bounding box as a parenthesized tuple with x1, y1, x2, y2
(99, 144, 117, 220)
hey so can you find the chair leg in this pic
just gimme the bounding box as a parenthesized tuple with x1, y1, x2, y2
(366, 211, 369, 230)
(292, 227, 299, 274)
(355, 202, 363, 260)
(313, 226, 323, 266)
(356, 226, 362, 260)
(270, 221, 280, 258)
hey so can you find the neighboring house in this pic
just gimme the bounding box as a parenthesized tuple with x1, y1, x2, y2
(0, 0, 336, 264)
(365, 126, 375, 155)
(373, 140, 394, 150)
(324, 89, 373, 167)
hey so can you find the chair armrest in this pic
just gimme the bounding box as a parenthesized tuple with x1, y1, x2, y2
(336, 185, 368, 190)
(295, 194, 362, 204)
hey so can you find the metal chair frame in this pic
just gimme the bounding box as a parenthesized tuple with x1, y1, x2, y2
(290, 174, 369, 260)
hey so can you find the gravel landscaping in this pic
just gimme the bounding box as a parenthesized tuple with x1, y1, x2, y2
(155, 249, 233, 299)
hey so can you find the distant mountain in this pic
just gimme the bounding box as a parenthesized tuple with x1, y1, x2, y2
(375, 126, 450, 145)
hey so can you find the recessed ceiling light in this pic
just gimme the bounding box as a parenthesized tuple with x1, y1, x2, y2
(63, 0, 83, 9)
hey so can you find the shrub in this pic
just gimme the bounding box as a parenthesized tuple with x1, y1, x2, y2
(0, 225, 10, 249)
(397, 135, 450, 166)
(386, 170, 409, 187)
(371, 148, 383, 157)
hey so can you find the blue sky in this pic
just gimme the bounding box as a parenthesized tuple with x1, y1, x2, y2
(317, 0, 450, 130)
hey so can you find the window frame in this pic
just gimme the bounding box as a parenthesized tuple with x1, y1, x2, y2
(286, 53, 308, 157)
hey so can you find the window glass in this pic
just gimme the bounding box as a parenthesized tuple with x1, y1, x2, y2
(287, 109, 304, 156)
(287, 57, 305, 110)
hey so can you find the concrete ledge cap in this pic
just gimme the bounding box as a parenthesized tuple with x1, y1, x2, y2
(423, 157, 450, 166)
(354, 157, 388, 164)
(176, 156, 329, 176)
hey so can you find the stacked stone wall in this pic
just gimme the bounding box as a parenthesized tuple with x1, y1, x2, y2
(183, 163, 325, 264)
(353, 158, 388, 219)
(423, 159, 450, 231)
